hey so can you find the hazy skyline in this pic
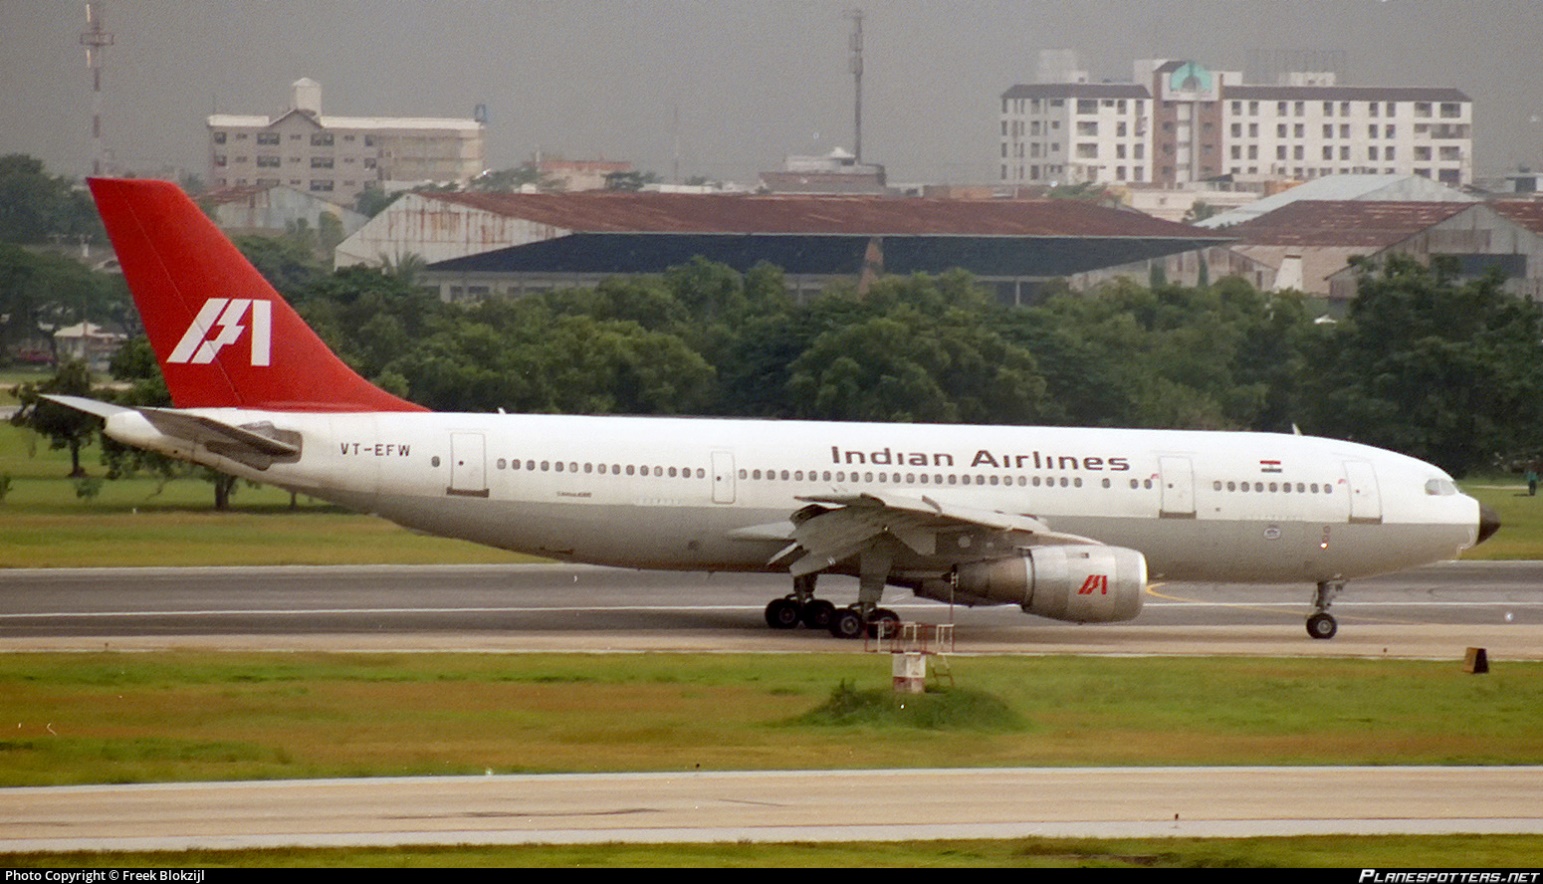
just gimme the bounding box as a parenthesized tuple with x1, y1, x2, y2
(3, 1, 1541, 187)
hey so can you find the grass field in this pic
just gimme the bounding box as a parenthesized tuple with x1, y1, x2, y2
(3, 652, 1540, 787)
(3, 651, 1542, 867)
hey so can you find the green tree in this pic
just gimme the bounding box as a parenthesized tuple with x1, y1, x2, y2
(0, 154, 102, 244)
(10, 359, 100, 477)
(1301, 256, 1543, 476)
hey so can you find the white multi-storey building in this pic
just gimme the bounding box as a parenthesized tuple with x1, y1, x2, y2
(208, 79, 486, 206)
(999, 83, 1152, 186)
(1000, 60, 1472, 190)
(1219, 85, 1472, 186)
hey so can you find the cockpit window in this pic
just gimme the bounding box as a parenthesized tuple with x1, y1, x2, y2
(1424, 478, 1458, 496)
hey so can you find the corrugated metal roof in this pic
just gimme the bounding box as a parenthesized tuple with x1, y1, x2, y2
(1197, 174, 1476, 228)
(418, 192, 1218, 239)
(1230, 200, 1476, 247)
(1489, 200, 1543, 235)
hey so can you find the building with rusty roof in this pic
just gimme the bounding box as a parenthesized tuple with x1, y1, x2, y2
(1224, 200, 1543, 300)
(342, 191, 1230, 305)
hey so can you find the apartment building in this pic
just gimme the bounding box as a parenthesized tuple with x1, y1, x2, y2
(1000, 59, 1472, 190)
(207, 78, 486, 206)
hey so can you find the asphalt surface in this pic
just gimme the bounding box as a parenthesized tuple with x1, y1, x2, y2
(0, 559, 1539, 657)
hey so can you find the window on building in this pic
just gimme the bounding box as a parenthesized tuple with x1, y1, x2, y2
(212, 132, 227, 144)
(256, 155, 280, 168)
(309, 179, 334, 192)
(1440, 103, 1461, 118)
(1077, 99, 1097, 114)
(311, 133, 334, 146)
(310, 156, 334, 168)
(257, 132, 280, 145)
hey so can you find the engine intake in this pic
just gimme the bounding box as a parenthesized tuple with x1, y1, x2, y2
(952, 546, 1147, 623)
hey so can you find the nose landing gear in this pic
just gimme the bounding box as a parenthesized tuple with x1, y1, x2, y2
(1307, 580, 1343, 639)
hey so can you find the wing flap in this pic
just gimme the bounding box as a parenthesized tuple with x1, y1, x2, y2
(779, 489, 1100, 578)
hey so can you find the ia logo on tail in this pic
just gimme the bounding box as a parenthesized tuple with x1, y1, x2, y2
(168, 298, 272, 366)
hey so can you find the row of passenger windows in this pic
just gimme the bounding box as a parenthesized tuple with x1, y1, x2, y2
(741, 468, 1158, 490)
(1215, 480, 1333, 494)
(492, 458, 1333, 497)
(499, 459, 706, 479)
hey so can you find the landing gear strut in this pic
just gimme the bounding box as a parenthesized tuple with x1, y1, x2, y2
(1307, 580, 1343, 640)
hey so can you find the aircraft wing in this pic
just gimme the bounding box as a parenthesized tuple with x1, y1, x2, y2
(750, 489, 1099, 578)
(44, 395, 300, 469)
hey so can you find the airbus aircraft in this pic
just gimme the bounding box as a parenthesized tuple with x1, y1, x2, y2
(52, 178, 1499, 640)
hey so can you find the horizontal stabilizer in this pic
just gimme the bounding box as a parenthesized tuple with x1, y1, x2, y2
(44, 395, 300, 470)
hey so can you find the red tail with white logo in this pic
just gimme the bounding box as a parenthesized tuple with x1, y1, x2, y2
(88, 178, 424, 413)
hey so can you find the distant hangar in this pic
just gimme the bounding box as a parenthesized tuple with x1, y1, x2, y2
(335, 192, 1232, 304)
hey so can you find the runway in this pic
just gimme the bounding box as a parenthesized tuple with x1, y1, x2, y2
(1, 559, 1541, 658)
(5, 767, 1543, 852)
(1, 560, 1541, 851)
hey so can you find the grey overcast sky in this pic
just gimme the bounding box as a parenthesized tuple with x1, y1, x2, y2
(3, 0, 1541, 185)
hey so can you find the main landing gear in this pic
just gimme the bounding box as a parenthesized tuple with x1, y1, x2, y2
(762, 573, 899, 639)
(1306, 580, 1343, 640)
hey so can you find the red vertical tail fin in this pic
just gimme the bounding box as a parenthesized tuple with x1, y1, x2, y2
(88, 178, 425, 412)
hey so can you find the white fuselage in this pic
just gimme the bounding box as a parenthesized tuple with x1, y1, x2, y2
(102, 409, 1481, 588)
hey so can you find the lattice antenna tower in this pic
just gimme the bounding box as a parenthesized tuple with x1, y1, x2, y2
(81, 2, 115, 176)
(847, 9, 864, 162)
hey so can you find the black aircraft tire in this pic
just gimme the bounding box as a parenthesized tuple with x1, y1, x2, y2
(801, 599, 836, 629)
(1306, 612, 1338, 640)
(765, 597, 802, 630)
(830, 608, 866, 640)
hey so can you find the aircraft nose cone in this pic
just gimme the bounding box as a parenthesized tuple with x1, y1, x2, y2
(1477, 504, 1502, 546)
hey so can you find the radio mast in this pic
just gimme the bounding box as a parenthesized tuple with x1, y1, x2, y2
(847, 9, 864, 163)
(80, 2, 115, 176)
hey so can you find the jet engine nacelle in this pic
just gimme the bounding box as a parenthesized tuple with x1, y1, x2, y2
(952, 545, 1147, 623)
